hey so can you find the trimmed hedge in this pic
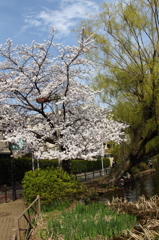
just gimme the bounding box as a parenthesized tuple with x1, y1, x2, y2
(71, 158, 110, 174)
(0, 157, 58, 185)
(0, 158, 12, 185)
(0, 157, 110, 185)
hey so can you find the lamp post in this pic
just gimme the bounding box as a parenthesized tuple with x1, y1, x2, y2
(35, 155, 39, 169)
(10, 154, 16, 201)
(31, 149, 34, 171)
(101, 143, 105, 176)
(8, 142, 16, 201)
(101, 155, 104, 176)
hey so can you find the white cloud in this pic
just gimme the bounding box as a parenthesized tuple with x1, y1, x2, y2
(22, 0, 100, 38)
(25, 18, 41, 27)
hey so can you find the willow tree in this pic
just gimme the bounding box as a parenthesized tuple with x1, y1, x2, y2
(80, 0, 159, 184)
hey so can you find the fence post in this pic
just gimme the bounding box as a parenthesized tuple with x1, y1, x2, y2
(4, 185, 7, 203)
(12, 228, 17, 240)
(84, 172, 87, 181)
(14, 217, 20, 240)
(37, 195, 40, 215)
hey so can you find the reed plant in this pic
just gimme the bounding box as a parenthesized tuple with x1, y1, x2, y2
(40, 201, 136, 240)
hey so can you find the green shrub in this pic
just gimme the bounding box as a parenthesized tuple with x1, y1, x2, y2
(130, 162, 149, 175)
(70, 160, 87, 174)
(70, 158, 110, 174)
(22, 168, 85, 205)
(37, 159, 58, 169)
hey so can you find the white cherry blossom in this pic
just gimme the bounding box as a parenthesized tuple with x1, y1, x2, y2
(0, 29, 126, 161)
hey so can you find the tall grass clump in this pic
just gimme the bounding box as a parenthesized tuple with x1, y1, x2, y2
(40, 202, 136, 240)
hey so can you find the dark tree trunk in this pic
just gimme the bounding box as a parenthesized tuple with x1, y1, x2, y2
(104, 153, 149, 186)
(104, 122, 159, 186)
(62, 160, 71, 174)
(58, 146, 71, 174)
(104, 158, 133, 185)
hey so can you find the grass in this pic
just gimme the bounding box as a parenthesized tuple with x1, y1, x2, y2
(41, 200, 72, 213)
(40, 201, 136, 240)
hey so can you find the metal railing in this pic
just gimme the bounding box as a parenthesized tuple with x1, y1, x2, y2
(12, 195, 40, 240)
(0, 184, 23, 203)
(74, 168, 111, 182)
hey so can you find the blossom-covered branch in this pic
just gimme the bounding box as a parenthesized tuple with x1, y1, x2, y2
(0, 29, 126, 160)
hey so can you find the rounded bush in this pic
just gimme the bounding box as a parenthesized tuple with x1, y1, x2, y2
(22, 168, 85, 205)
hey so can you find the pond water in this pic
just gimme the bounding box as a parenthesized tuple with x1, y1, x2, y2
(100, 164, 159, 202)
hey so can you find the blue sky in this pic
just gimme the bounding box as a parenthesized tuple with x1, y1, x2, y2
(0, 0, 108, 47)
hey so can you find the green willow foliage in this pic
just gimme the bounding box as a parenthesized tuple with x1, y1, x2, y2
(78, 0, 159, 184)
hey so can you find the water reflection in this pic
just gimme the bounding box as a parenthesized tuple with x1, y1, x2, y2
(100, 169, 158, 202)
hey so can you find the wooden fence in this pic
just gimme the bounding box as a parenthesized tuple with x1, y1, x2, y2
(12, 195, 40, 240)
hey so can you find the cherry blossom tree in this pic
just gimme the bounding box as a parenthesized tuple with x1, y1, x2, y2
(0, 29, 126, 163)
